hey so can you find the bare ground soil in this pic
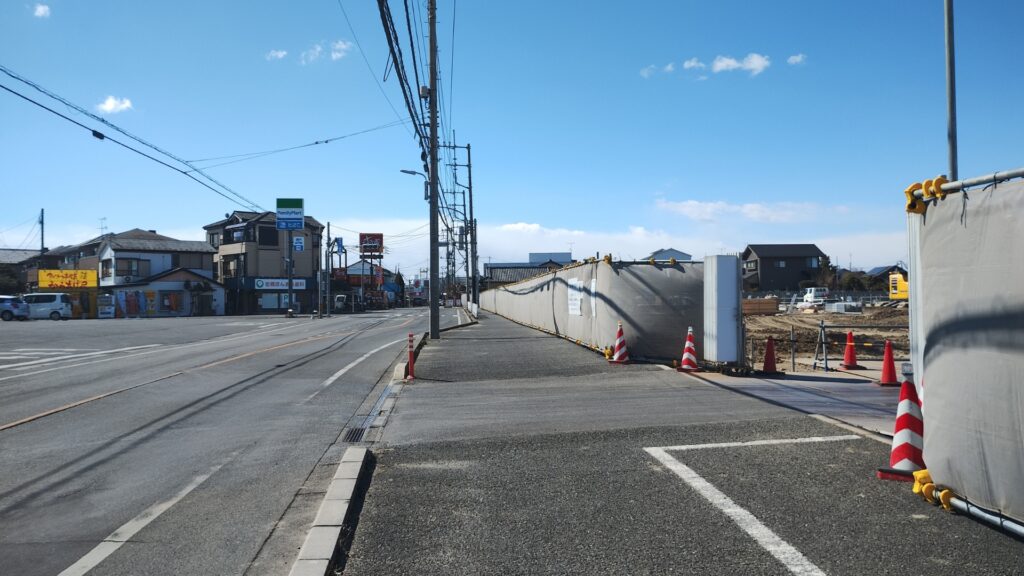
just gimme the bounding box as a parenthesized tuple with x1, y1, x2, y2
(743, 306, 909, 369)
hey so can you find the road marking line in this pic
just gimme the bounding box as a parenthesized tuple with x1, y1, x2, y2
(57, 456, 232, 576)
(0, 345, 160, 371)
(302, 338, 405, 403)
(0, 322, 343, 383)
(0, 372, 184, 432)
(645, 435, 861, 576)
(656, 434, 861, 452)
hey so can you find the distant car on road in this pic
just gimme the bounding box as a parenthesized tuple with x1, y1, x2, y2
(0, 295, 30, 321)
(802, 287, 830, 304)
(22, 293, 73, 320)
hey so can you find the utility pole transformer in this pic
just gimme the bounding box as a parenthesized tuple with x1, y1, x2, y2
(428, 0, 441, 339)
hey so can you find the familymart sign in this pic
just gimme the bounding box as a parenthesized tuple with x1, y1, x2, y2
(276, 198, 304, 230)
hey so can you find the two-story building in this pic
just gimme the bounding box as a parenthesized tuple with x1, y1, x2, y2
(741, 244, 826, 292)
(204, 211, 324, 315)
(22, 229, 223, 317)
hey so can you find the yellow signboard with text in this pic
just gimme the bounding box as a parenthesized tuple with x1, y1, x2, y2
(39, 269, 98, 289)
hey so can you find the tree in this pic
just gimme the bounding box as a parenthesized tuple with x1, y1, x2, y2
(840, 272, 866, 291)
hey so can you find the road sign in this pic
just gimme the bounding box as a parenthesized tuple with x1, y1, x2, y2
(293, 236, 304, 252)
(276, 198, 304, 230)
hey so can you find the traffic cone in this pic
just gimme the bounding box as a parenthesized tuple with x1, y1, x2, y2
(761, 336, 780, 374)
(878, 340, 898, 386)
(677, 326, 699, 372)
(841, 331, 862, 369)
(877, 379, 925, 481)
(609, 321, 630, 364)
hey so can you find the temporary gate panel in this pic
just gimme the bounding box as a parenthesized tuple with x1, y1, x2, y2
(913, 178, 1024, 522)
(703, 255, 741, 363)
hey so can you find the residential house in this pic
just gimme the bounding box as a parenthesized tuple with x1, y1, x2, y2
(0, 248, 39, 293)
(19, 229, 223, 317)
(645, 248, 692, 262)
(96, 229, 223, 317)
(204, 211, 324, 315)
(482, 252, 574, 290)
(741, 244, 826, 292)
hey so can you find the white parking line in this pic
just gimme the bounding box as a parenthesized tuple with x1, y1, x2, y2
(645, 435, 861, 576)
(57, 454, 234, 576)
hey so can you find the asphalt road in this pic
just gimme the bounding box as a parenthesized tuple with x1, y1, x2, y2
(0, 307, 454, 576)
(344, 312, 1024, 575)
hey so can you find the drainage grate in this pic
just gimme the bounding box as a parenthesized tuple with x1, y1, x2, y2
(342, 427, 366, 443)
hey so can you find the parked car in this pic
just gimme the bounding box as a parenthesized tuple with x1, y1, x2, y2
(0, 295, 30, 321)
(22, 293, 72, 320)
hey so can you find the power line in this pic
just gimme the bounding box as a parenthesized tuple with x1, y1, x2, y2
(185, 119, 409, 170)
(0, 81, 262, 211)
(336, 0, 415, 140)
(448, 0, 456, 128)
(0, 65, 263, 211)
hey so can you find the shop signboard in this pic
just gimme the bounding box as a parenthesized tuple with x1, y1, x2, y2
(39, 269, 97, 288)
(254, 278, 306, 290)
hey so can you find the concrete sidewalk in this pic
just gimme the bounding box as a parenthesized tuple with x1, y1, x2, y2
(341, 311, 1024, 575)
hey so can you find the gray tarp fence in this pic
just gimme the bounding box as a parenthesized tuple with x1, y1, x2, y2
(480, 261, 703, 361)
(911, 177, 1024, 522)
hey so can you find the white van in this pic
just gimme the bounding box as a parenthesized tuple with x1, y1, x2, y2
(22, 293, 73, 320)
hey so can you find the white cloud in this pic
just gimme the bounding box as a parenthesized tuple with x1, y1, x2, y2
(300, 44, 323, 65)
(655, 199, 817, 224)
(331, 40, 354, 60)
(95, 96, 133, 114)
(265, 49, 288, 61)
(712, 53, 771, 76)
(711, 56, 741, 73)
(683, 57, 705, 70)
(663, 62, 675, 73)
(33, 3, 50, 18)
(639, 64, 656, 79)
(697, 75, 708, 82)
(787, 53, 806, 65)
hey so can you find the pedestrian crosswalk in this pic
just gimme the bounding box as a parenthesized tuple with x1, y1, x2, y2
(0, 348, 99, 362)
(0, 345, 159, 371)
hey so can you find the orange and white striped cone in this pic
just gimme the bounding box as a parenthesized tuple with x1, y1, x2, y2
(877, 379, 925, 481)
(609, 321, 630, 364)
(677, 326, 699, 372)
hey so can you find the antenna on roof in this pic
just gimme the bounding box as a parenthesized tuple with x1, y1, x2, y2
(99, 217, 108, 236)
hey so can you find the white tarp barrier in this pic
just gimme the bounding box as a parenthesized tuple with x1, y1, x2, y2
(480, 261, 703, 361)
(912, 178, 1024, 522)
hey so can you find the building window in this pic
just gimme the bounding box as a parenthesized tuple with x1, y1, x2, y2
(173, 253, 211, 270)
(807, 257, 819, 268)
(774, 260, 786, 268)
(258, 226, 278, 247)
(101, 259, 113, 278)
(116, 259, 151, 278)
(159, 291, 183, 312)
(208, 233, 220, 248)
(744, 260, 757, 270)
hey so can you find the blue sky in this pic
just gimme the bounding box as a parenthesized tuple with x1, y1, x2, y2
(2, 1, 1022, 274)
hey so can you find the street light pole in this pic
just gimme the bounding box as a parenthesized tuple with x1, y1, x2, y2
(944, 0, 958, 181)
(428, 0, 440, 339)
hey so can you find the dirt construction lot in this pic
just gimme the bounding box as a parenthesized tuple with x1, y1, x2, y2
(744, 306, 909, 369)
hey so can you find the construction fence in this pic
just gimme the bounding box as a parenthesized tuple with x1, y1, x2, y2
(479, 260, 704, 361)
(908, 172, 1024, 524)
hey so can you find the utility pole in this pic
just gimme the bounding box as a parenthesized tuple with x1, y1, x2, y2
(944, 0, 958, 181)
(444, 141, 478, 304)
(466, 143, 477, 305)
(326, 223, 331, 317)
(287, 229, 294, 316)
(428, 0, 440, 338)
(39, 209, 44, 256)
